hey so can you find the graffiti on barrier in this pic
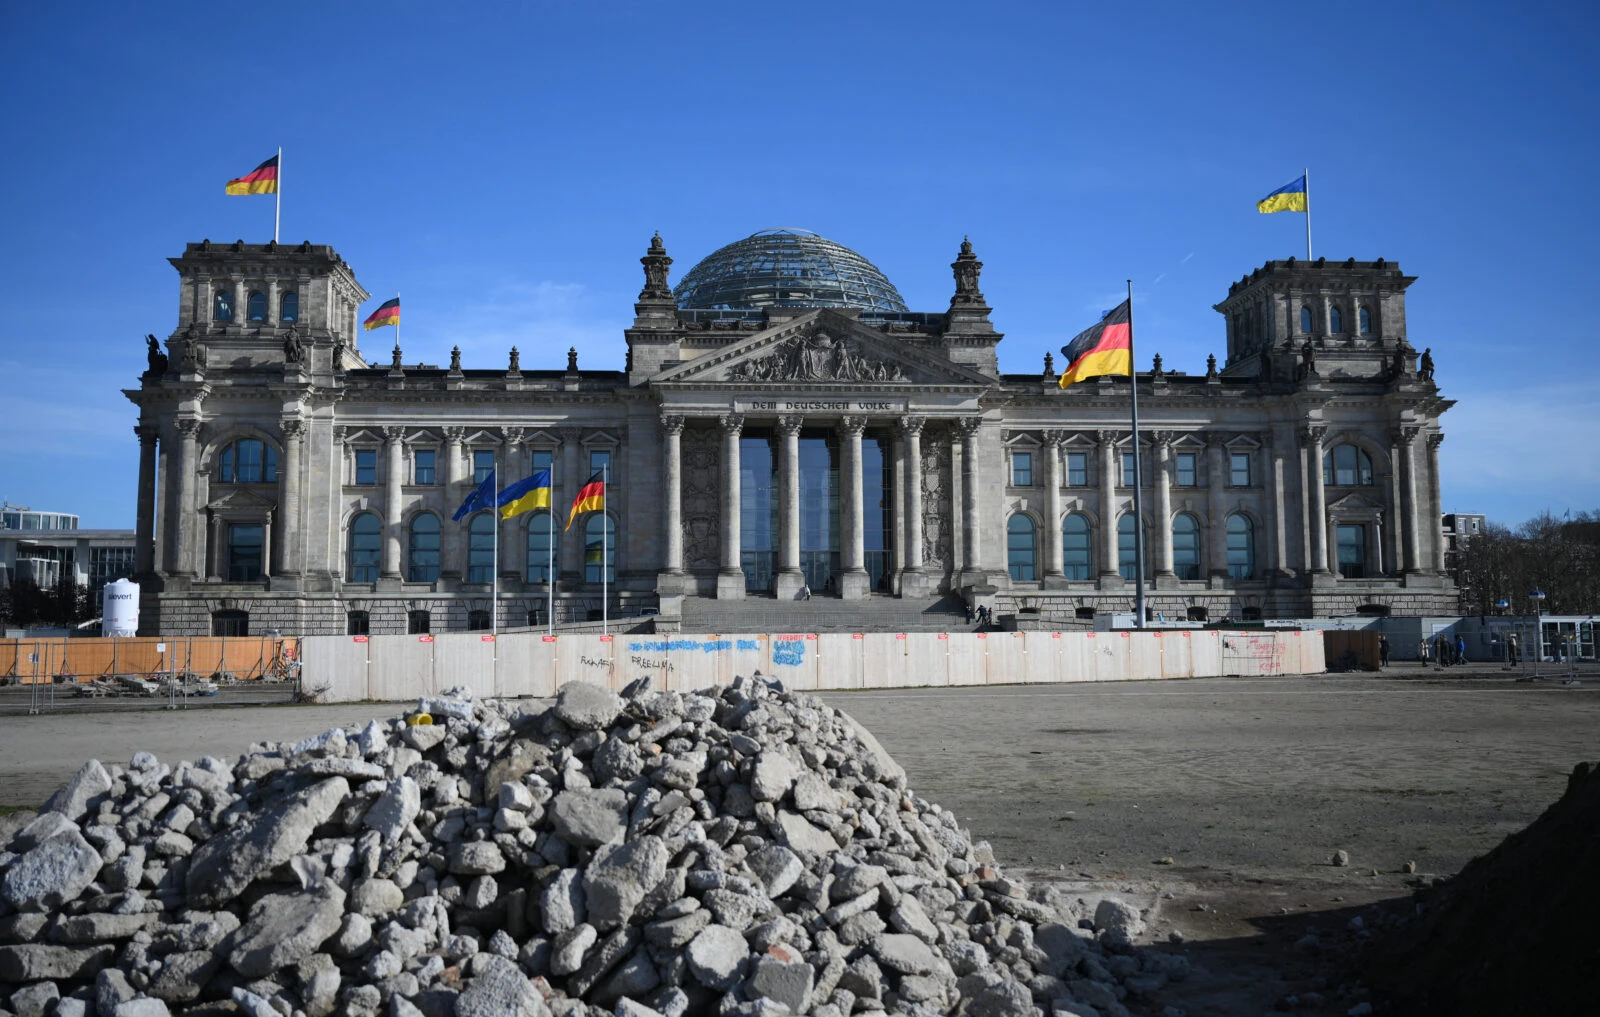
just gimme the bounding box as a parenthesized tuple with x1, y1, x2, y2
(773, 640, 805, 667)
(631, 655, 674, 672)
(579, 656, 613, 669)
(628, 639, 761, 654)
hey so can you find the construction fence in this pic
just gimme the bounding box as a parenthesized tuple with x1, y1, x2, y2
(300, 628, 1325, 703)
(0, 637, 300, 684)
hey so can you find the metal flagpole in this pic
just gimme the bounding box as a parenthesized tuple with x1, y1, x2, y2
(1127, 279, 1147, 630)
(547, 502, 555, 635)
(491, 457, 499, 642)
(1303, 166, 1312, 262)
(602, 464, 609, 637)
(274, 147, 281, 244)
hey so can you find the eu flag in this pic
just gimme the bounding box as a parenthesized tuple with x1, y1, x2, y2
(452, 470, 496, 521)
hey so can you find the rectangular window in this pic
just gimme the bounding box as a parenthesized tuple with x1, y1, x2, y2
(589, 449, 611, 477)
(1121, 452, 1136, 486)
(1175, 453, 1197, 487)
(532, 448, 554, 478)
(346, 611, 370, 636)
(1337, 524, 1367, 579)
(1011, 452, 1032, 487)
(227, 524, 263, 582)
(414, 450, 435, 485)
(355, 450, 377, 486)
(406, 610, 431, 635)
(1066, 452, 1088, 486)
(474, 450, 496, 484)
(1230, 452, 1252, 487)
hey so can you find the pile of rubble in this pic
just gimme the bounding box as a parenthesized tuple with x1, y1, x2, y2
(0, 677, 1187, 1017)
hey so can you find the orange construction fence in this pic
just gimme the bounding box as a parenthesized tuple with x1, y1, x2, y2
(0, 637, 299, 684)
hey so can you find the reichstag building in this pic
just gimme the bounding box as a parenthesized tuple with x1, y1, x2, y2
(125, 229, 1456, 636)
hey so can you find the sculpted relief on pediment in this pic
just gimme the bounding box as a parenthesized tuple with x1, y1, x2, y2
(724, 332, 907, 383)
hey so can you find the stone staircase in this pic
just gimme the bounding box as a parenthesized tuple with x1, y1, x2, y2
(675, 593, 975, 634)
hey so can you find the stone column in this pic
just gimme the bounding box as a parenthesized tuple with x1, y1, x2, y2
(1205, 433, 1229, 579)
(661, 414, 686, 574)
(232, 279, 247, 326)
(208, 514, 223, 580)
(197, 277, 213, 325)
(135, 425, 158, 575)
(958, 417, 983, 578)
(1269, 439, 1289, 574)
(1427, 434, 1446, 574)
(774, 415, 804, 599)
(172, 419, 199, 576)
(559, 427, 584, 581)
(441, 427, 465, 581)
(1042, 430, 1066, 580)
(1304, 426, 1329, 573)
(1388, 438, 1406, 575)
(1097, 430, 1119, 579)
(278, 419, 304, 575)
(716, 414, 745, 599)
(1152, 433, 1174, 579)
(898, 417, 928, 598)
(1397, 427, 1421, 573)
(500, 428, 525, 578)
(838, 416, 870, 599)
(267, 278, 280, 325)
(260, 509, 273, 580)
(382, 426, 404, 579)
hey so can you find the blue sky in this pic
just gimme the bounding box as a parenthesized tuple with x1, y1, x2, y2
(1, 0, 1595, 528)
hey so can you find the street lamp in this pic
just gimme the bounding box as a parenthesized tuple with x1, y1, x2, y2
(1530, 590, 1547, 679)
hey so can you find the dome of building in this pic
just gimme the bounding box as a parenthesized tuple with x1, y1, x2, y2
(673, 229, 909, 313)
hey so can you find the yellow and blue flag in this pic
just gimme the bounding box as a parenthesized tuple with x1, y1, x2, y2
(498, 469, 552, 520)
(1258, 175, 1308, 214)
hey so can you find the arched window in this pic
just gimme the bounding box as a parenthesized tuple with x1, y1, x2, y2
(1300, 305, 1312, 334)
(408, 514, 441, 583)
(1322, 444, 1375, 486)
(1329, 305, 1343, 333)
(218, 439, 278, 484)
(347, 513, 381, 583)
(1227, 514, 1255, 580)
(214, 288, 233, 322)
(247, 292, 266, 322)
(280, 291, 299, 322)
(1006, 515, 1037, 581)
(1117, 514, 1141, 581)
(467, 513, 496, 584)
(526, 512, 558, 582)
(1359, 305, 1372, 334)
(584, 513, 616, 583)
(1062, 514, 1092, 580)
(1172, 513, 1202, 580)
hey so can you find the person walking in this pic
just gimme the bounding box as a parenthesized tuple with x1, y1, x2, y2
(800, 582, 812, 601)
(1379, 634, 1390, 668)
(1418, 637, 1430, 666)
(964, 604, 974, 625)
(1508, 631, 1519, 664)
(1457, 634, 1468, 664)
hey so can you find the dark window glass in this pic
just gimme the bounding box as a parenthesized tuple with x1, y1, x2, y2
(247, 292, 266, 322)
(474, 450, 495, 485)
(1007, 515, 1036, 581)
(414, 450, 435, 485)
(1187, 606, 1209, 621)
(407, 610, 430, 634)
(532, 449, 554, 489)
(589, 449, 611, 476)
(585, 513, 616, 583)
(346, 611, 370, 636)
(348, 512, 381, 582)
(1359, 306, 1371, 334)
(1227, 514, 1255, 580)
(215, 288, 233, 322)
(1118, 515, 1141, 580)
(1011, 452, 1032, 487)
(280, 291, 298, 322)
(467, 610, 492, 631)
(740, 437, 777, 592)
(211, 609, 248, 636)
(408, 514, 441, 582)
(1337, 523, 1367, 578)
(1121, 452, 1136, 486)
(227, 524, 263, 581)
(526, 511, 558, 582)
(467, 513, 495, 583)
(219, 444, 233, 483)
(1329, 306, 1343, 333)
(1172, 513, 1201, 580)
(1230, 452, 1251, 487)
(355, 450, 377, 485)
(1175, 452, 1197, 487)
(1323, 445, 1374, 486)
(223, 439, 268, 483)
(1062, 514, 1092, 580)
(1300, 305, 1312, 333)
(1066, 452, 1088, 486)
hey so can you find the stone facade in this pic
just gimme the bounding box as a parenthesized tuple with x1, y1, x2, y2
(125, 237, 1457, 636)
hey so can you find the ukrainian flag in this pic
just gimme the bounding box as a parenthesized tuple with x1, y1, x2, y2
(497, 469, 552, 520)
(1258, 175, 1308, 214)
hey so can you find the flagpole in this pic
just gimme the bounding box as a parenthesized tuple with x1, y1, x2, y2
(547, 503, 555, 636)
(1304, 166, 1312, 261)
(1127, 279, 1147, 630)
(491, 458, 499, 644)
(274, 147, 281, 244)
(602, 464, 609, 637)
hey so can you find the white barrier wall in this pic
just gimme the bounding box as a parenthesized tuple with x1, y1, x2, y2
(301, 628, 1325, 703)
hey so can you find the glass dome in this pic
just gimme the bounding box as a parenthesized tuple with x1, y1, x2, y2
(674, 229, 908, 313)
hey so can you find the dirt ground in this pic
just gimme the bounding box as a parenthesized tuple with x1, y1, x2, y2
(2, 672, 1595, 1014)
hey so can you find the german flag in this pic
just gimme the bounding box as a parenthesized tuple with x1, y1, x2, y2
(225, 155, 279, 196)
(363, 298, 400, 330)
(565, 470, 605, 530)
(1059, 299, 1132, 387)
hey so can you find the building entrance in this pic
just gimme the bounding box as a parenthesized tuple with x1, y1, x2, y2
(798, 436, 839, 593)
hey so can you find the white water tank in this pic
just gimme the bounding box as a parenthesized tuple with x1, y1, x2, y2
(103, 579, 139, 637)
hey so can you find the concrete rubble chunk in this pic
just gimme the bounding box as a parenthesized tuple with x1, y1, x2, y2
(1, 828, 103, 910)
(748, 952, 814, 1013)
(549, 788, 629, 847)
(584, 836, 668, 930)
(0, 942, 115, 981)
(186, 776, 350, 905)
(554, 681, 623, 731)
(364, 776, 421, 845)
(228, 881, 348, 977)
(42, 759, 114, 822)
(685, 923, 748, 991)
